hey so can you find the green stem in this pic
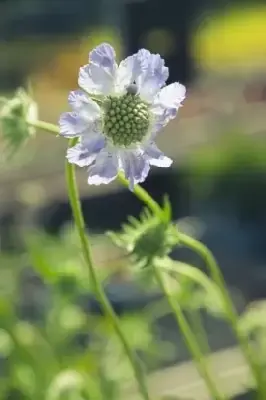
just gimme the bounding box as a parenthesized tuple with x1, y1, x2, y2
(117, 175, 263, 391)
(117, 172, 162, 215)
(152, 265, 223, 400)
(178, 233, 263, 395)
(27, 119, 60, 135)
(26, 119, 261, 396)
(189, 310, 210, 356)
(65, 139, 150, 400)
(118, 174, 223, 397)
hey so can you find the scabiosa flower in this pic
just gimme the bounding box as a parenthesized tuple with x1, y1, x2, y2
(59, 43, 186, 190)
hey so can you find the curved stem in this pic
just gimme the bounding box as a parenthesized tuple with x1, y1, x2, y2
(153, 265, 223, 400)
(25, 119, 262, 396)
(178, 233, 264, 395)
(26, 119, 60, 135)
(188, 310, 210, 356)
(65, 139, 150, 400)
(116, 175, 264, 394)
(117, 175, 223, 397)
(117, 172, 162, 215)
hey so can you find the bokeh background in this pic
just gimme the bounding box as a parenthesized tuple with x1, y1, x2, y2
(1, 0, 266, 398)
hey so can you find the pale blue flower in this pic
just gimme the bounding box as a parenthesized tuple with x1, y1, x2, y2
(59, 43, 186, 190)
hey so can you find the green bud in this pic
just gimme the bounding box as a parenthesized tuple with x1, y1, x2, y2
(0, 88, 38, 158)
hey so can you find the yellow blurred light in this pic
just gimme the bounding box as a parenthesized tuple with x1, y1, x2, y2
(192, 5, 266, 71)
(35, 26, 123, 90)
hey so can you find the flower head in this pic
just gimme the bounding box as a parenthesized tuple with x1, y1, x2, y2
(59, 43, 186, 190)
(0, 88, 38, 158)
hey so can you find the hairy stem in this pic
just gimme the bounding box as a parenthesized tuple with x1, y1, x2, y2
(66, 138, 150, 400)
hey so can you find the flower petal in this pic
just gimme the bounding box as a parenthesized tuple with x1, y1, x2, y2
(153, 82, 186, 113)
(150, 82, 186, 135)
(88, 149, 118, 185)
(138, 53, 169, 102)
(116, 49, 168, 100)
(144, 142, 172, 167)
(68, 90, 101, 120)
(138, 78, 164, 103)
(67, 134, 105, 167)
(119, 149, 150, 191)
(78, 63, 115, 95)
(59, 112, 87, 138)
(116, 49, 150, 92)
(89, 43, 117, 74)
(148, 108, 173, 139)
(148, 54, 169, 86)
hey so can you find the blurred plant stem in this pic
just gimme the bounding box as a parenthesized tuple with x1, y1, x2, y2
(25, 119, 264, 397)
(19, 119, 150, 400)
(117, 172, 162, 215)
(152, 265, 223, 399)
(27, 119, 60, 135)
(117, 172, 263, 396)
(188, 310, 211, 356)
(177, 233, 265, 397)
(65, 139, 151, 400)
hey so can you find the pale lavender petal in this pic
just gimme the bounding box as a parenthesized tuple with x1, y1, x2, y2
(115, 56, 138, 92)
(153, 82, 186, 113)
(138, 53, 169, 102)
(88, 149, 118, 185)
(144, 142, 172, 167)
(150, 82, 186, 134)
(89, 43, 117, 74)
(59, 112, 87, 138)
(78, 63, 114, 95)
(67, 144, 96, 167)
(119, 149, 150, 191)
(149, 54, 169, 87)
(116, 49, 150, 92)
(68, 90, 101, 121)
(67, 134, 105, 167)
(149, 108, 174, 138)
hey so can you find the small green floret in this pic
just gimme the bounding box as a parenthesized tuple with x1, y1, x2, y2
(104, 93, 150, 146)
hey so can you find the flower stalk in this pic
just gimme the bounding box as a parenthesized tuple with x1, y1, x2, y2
(64, 139, 150, 400)
(153, 265, 223, 399)
(117, 173, 264, 396)
(178, 233, 265, 395)
(18, 118, 151, 398)
(24, 117, 220, 398)
(65, 138, 150, 400)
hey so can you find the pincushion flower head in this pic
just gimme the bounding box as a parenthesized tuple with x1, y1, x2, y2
(59, 43, 186, 190)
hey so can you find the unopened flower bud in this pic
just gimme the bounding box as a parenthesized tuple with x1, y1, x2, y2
(0, 88, 38, 157)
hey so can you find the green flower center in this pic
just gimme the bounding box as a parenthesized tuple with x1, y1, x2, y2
(104, 93, 150, 147)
